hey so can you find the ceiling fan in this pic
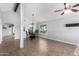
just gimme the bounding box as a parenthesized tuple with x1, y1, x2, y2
(54, 3, 79, 15)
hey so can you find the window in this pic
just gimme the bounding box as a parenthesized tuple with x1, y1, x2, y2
(40, 24, 47, 33)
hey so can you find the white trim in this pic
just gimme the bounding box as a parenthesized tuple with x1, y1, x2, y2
(40, 36, 78, 46)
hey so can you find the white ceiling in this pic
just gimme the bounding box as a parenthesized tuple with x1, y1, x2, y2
(0, 3, 14, 12)
(0, 3, 20, 26)
(23, 3, 79, 22)
(0, 3, 79, 23)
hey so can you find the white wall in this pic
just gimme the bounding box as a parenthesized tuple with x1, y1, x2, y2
(2, 10, 20, 39)
(38, 14, 79, 46)
(3, 28, 12, 36)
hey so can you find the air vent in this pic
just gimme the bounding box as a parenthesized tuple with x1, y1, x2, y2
(66, 23, 79, 27)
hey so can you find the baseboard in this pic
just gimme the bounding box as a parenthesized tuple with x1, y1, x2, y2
(40, 36, 78, 46)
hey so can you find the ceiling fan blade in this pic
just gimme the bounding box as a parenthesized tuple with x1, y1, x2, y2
(14, 3, 20, 12)
(72, 3, 79, 7)
(54, 9, 63, 12)
(61, 12, 64, 15)
(71, 9, 79, 12)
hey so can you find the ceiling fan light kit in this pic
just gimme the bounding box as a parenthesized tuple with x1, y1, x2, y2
(64, 9, 71, 14)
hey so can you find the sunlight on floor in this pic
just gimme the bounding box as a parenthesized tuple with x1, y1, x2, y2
(73, 46, 79, 56)
(38, 39, 48, 53)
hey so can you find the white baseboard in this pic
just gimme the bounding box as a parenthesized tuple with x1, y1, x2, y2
(40, 36, 78, 46)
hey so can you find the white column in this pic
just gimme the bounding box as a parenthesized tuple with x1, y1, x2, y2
(0, 18, 2, 44)
(20, 3, 24, 48)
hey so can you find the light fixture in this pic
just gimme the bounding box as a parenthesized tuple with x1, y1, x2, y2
(64, 3, 72, 14)
(64, 9, 71, 14)
(66, 3, 70, 8)
(31, 13, 34, 32)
